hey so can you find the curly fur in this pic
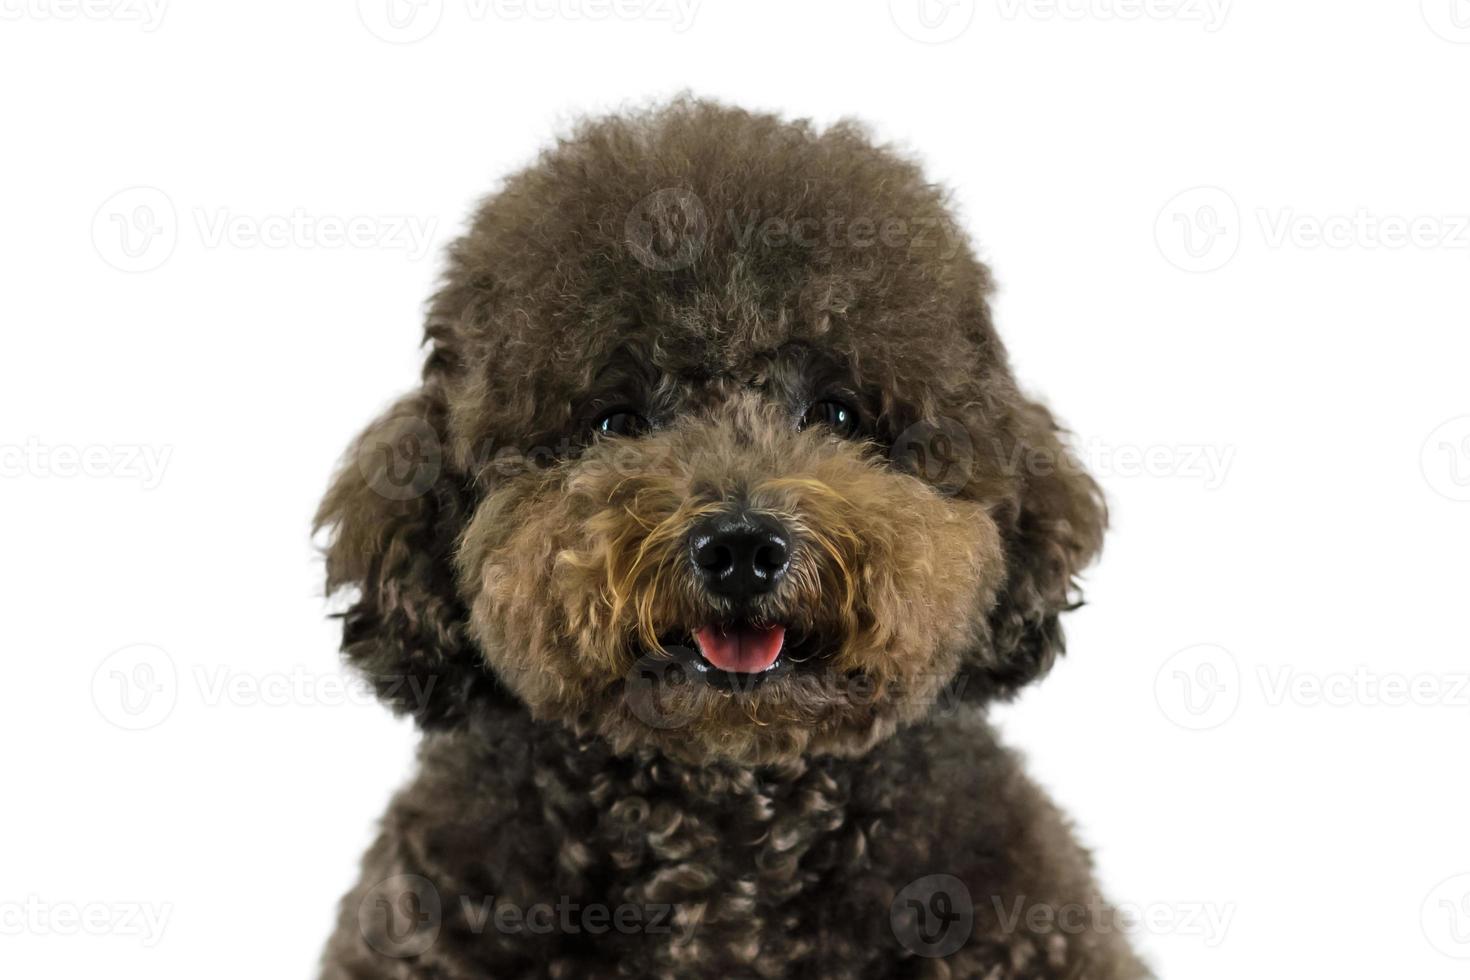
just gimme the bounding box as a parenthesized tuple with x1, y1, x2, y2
(314, 98, 1142, 978)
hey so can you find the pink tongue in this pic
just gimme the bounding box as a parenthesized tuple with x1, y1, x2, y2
(693, 624, 786, 673)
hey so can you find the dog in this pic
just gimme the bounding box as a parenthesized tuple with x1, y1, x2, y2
(315, 98, 1146, 979)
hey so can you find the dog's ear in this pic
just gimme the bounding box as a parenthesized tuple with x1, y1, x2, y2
(314, 389, 506, 727)
(972, 397, 1107, 698)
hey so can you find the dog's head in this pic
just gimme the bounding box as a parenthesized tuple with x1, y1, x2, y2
(316, 101, 1104, 765)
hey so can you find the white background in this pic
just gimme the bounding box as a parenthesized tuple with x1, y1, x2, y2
(3, 2, 1468, 977)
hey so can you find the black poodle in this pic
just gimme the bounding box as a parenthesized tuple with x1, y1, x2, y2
(315, 98, 1145, 979)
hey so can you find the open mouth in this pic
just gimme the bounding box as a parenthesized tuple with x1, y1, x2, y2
(694, 622, 786, 673)
(656, 622, 828, 690)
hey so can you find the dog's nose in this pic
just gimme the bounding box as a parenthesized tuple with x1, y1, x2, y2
(688, 512, 791, 599)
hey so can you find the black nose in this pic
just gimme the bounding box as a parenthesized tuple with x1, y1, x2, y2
(689, 512, 791, 599)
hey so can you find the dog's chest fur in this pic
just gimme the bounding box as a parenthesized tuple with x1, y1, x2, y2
(326, 710, 1142, 979)
(415, 715, 909, 976)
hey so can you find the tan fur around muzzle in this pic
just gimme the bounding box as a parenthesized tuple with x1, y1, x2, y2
(457, 396, 1004, 763)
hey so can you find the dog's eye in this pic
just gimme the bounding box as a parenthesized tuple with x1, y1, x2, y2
(594, 408, 650, 438)
(800, 399, 861, 438)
